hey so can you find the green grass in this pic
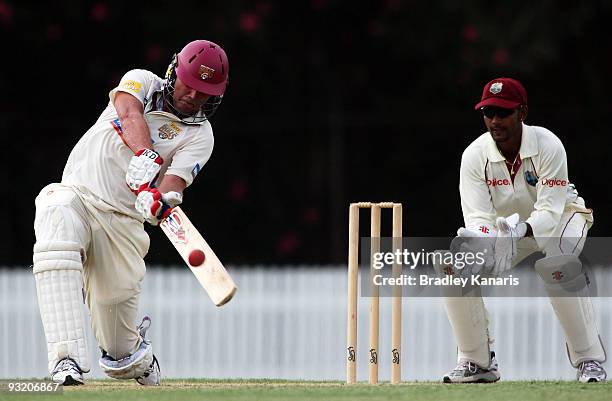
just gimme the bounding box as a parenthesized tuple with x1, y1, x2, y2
(2, 379, 611, 401)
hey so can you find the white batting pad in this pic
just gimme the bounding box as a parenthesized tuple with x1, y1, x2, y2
(33, 240, 90, 373)
(443, 296, 492, 368)
(535, 255, 606, 366)
(554, 297, 606, 366)
(432, 250, 491, 368)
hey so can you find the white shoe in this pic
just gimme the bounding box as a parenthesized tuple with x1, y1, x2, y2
(136, 355, 160, 386)
(443, 352, 500, 383)
(577, 360, 606, 383)
(134, 316, 160, 386)
(51, 358, 84, 386)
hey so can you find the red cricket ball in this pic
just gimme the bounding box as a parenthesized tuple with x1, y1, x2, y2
(188, 249, 206, 267)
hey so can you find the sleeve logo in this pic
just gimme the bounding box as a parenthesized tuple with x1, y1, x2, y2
(110, 118, 124, 134)
(191, 163, 201, 179)
(121, 80, 142, 93)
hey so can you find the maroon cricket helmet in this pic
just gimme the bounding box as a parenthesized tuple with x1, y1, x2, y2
(175, 40, 229, 96)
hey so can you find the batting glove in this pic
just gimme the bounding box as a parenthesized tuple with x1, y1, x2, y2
(126, 149, 164, 194)
(135, 189, 183, 225)
(493, 213, 527, 275)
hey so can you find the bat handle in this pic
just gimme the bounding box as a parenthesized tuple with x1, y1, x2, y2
(160, 205, 174, 220)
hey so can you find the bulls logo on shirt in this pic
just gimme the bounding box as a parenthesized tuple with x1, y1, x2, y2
(158, 122, 182, 140)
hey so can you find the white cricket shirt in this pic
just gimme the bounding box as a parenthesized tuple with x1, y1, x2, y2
(62, 69, 214, 221)
(460, 123, 589, 248)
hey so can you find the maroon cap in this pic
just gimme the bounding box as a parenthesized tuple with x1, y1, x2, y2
(474, 77, 527, 110)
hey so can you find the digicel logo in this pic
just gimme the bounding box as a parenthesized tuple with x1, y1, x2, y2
(486, 178, 511, 187)
(541, 179, 568, 187)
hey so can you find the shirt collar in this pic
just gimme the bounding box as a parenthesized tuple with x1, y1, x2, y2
(485, 123, 538, 162)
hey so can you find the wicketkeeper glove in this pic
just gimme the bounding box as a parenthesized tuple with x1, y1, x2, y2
(451, 226, 496, 275)
(126, 149, 164, 194)
(135, 189, 183, 225)
(493, 213, 528, 275)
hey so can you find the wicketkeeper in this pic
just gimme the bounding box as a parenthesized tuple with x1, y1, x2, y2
(32, 40, 229, 385)
(437, 77, 606, 383)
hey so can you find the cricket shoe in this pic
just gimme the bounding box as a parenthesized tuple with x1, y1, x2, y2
(577, 360, 606, 383)
(51, 358, 84, 385)
(136, 355, 160, 386)
(443, 352, 500, 383)
(135, 316, 160, 386)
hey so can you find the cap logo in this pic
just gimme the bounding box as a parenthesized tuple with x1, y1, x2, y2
(490, 82, 503, 94)
(199, 65, 215, 80)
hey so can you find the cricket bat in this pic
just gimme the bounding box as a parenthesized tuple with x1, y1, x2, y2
(159, 206, 237, 306)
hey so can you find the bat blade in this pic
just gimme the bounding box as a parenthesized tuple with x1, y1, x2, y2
(159, 206, 237, 306)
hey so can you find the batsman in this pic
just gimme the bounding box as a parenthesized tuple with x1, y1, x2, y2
(439, 78, 606, 383)
(32, 39, 229, 385)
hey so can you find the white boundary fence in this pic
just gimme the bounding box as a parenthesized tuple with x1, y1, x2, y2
(1, 266, 611, 380)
